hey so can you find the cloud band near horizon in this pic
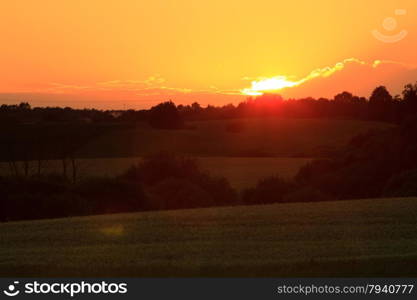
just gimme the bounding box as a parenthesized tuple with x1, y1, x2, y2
(0, 58, 416, 109)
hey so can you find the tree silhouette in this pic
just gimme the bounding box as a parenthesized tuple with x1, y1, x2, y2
(369, 86, 394, 121)
(403, 82, 417, 109)
(334, 91, 354, 104)
(149, 101, 184, 129)
(370, 86, 393, 105)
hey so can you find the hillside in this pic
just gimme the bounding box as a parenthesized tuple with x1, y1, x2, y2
(1, 197, 416, 277)
(0, 157, 311, 190)
(80, 118, 391, 158)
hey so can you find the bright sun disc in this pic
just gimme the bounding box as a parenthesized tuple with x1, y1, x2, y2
(241, 76, 300, 96)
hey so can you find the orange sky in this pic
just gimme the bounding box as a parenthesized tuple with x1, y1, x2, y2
(0, 0, 416, 109)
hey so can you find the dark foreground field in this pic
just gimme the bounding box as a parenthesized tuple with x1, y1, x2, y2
(1, 197, 417, 277)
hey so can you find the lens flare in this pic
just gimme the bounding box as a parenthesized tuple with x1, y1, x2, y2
(100, 224, 124, 236)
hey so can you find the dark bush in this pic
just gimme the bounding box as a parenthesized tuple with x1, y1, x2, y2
(148, 178, 213, 210)
(383, 169, 417, 197)
(242, 176, 295, 205)
(0, 175, 68, 195)
(292, 121, 417, 200)
(122, 153, 201, 186)
(295, 159, 337, 184)
(0, 176, 146, 221)
(0, 192, 84, 222)
(0, 176, 74, 221)
(121, 153, 238, 208)
(74, 177, 147, 214)
(193, 174, 238, 206)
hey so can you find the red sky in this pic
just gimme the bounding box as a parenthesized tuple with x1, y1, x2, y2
(0, 0, 416, 109)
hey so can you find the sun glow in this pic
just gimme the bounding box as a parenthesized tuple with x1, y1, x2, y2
(241, 76, 300, 96)
(239, 59, 387, 97)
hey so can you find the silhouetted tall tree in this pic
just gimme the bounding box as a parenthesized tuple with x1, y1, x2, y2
(402, 82, 417, 115)
(149, 101, 184, 129)
(370, 86, 393, 105)
(369, 86, 393, 121)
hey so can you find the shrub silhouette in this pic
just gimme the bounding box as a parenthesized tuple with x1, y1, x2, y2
(292, 116, 417, 200)
(0, 176, 147, 221)
(295, 159, 337, 185)
(74, 177, 146, 214)
(383, 169, 417, 197)
(124, 153, 201, 186)
(242, 176, 295, 205)
(121, 153, 238, 208)
(0, 176, 81, 221)
(148, 178, 213, 210)
(0, 152, 238, 222)
(194, 174, 238, 206)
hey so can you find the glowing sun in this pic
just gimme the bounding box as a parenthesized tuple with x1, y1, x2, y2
(241, 76, 300, 96)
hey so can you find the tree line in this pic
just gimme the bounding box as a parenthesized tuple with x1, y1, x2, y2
(0, 153, 237, 222)
(177, 83, 417, 123)
(244, 115, 417, 204)
(1, 82, 417, 128)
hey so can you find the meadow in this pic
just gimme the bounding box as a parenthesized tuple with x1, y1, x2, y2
(0, 118, 389, 189)
(1, 197, 416, 277)
(0, 157, 311, 190)
(80, 118, 391, 158)
(1, 117, 408, 277)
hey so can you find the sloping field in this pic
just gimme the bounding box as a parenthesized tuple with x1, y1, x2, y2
(0, 157, 311, 190)
(1, 197, 416, 277)
(80, 118, 391, 157)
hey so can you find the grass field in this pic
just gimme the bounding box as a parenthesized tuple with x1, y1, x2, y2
(0, 118, 389, 189)
(80, 118, 391, 157)
(0, 157, 311, 190)
(1, 197, 416, 277)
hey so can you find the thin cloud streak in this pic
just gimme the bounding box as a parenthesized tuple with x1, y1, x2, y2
(241, 58, 415, 96)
